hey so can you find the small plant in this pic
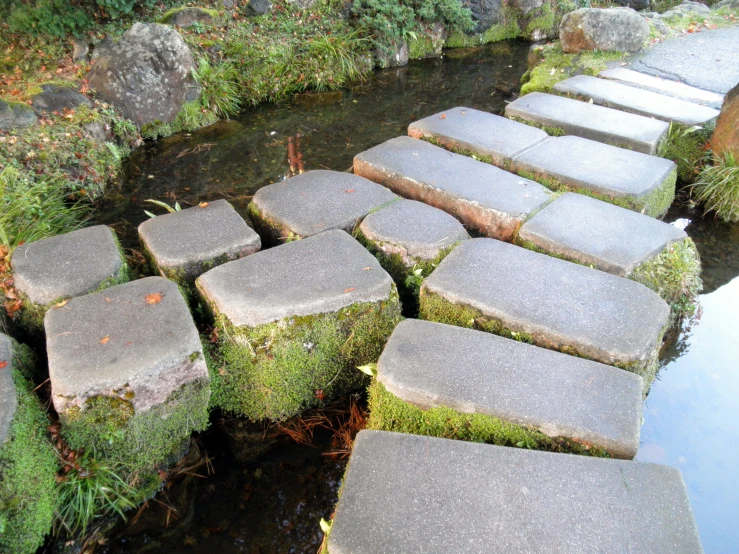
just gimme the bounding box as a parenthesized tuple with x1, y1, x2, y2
(658, 122, 711, 183)
(143, 198, 182, 218)
(691, 152, 739, 223)
(193, 58, 242, 117)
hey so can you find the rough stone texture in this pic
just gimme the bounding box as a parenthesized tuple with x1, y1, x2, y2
(11, 225, 126, 306)
(248, 170, 397, 244)
(358, 200, 470, 263)
(599, 67, 725, 109)
(519, 192, 688, 276)
(0, 334, 18, 446)
(138, 199, 261, 283)
(87, 23, 198, 127)
(196, 230, 394, 328)
(71, 37, 89, 61)
(408, 106, 549, 168)
(377, 320, 643, 458)
(510, 0, 544, 16)
(328, 431, 703, 554)
(553, 75, 720, 126)
(462, 0, 503, 32)
(421, 239, 670, 373)
(715, 0, 739, 8)
(506, 92, 669, 154)
(45, 276, 208, 415)
(0, 99, 37, 130)
(510, 135, 677, 217)
(375, 41, 409, 69)
(559, 8, 649, 54)
(613, 0, 649, 11)
(31, 85, 91, 113)
(160, 7, 215, 27)
(658, 0, 710, 18)
(355, 136, 552, 240)
(245, 0, 271, 15)
(712, 82, 739, 159)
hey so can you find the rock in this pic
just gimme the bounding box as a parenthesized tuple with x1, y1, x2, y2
(510, 0, 544, 16)
(614, 0, 650, 11)
(712, 82, 739, 159)
(409, 22, 448, 60)
(527, 43, 545, 70)
(245, 0, 271, 16)
(375, 41, 409, 69)
(247, 170, 397, 246)
(287, 0, 316, 7)
(462, 0, 503, 33)
(659, 0, 711, 17)
(0, 335, 18, 446)
(559, 8, 650, 54)
(46, 277, 210, 469)
(138, 199, 261, 285)
(196, 230, 402, 420)
(71, 37, 89, 61)
(11, 226, 129, 331)
(714, 0, 739, 8)
(0, 99, 37, 130)
(373, 319, 643, 458)
(31, 84, 91, 113)
(327, 431, 703, 554)
(420, 238, 670, 382)
(407, 106, 549, 168)
(87, 23, 198, 127)
(553, 75, 721, 126)
(354, 136, 552, 240)
(648, 17, 670, 35)
(160, 7, 216, 27)
(505, 92, 670, 154)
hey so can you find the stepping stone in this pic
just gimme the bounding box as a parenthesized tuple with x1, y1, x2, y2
(553, 75, 720, 126)
(356, 199, 469, 292)
(510, 135, 676, 218)
(354, 136, 552, 240)
(407, 106, 549, 168)
(370, 319, 643, 458)
(420, 239, 670, 385)
(327, 431, 703, 554)
(138, 199, 260, 285)
(0, 334, 56, 553)
(505, 92, 669, 154)
(11, 225, 129, 332)
(45, 276, 210, 470)
(196, 230, 402, 421)
(599, 67, 725, 109)
(247, 170, 397, 246)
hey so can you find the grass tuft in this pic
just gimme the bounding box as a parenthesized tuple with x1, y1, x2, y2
(691, 152, 739, 223)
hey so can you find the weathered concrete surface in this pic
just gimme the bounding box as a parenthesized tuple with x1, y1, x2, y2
(377, 320, 643, 458)
(328, 431, 703, 554)
(421, 239, 670, 374)
(138, 199, 260, 282)
(519, 193, 688, 276)
(0, 334, 18, 446)
(506, 92, 669, 154)
(358, 199, 470, 263)
(599, 67, 725, 109)
(510, 135, 676, 218)
(355, 136, 552, 240)
(197, 230, 394, 328)
(712, 82, 739, 158)
(553, 75, 720, 126)
(248, 170, 397, 245)
(407, 106, 549, 167)
(559, 8, 649, 54)
(11, 226, 126, 306)
(46, 276, 208, 415)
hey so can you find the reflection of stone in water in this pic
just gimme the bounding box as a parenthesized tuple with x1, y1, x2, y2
(638, 442, 667, 463)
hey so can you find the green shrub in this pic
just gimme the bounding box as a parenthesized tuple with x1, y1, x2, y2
(193, 58, 242, 117)
(692, 152, 739, 223)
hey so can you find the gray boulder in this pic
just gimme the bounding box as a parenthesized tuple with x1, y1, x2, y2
(560, 8, 649, 54)
(658, 0, 711, 17)
(462, 0, 503, 33)
(245, 0, 271, 15)
(375, 41, 409, 69)
(510, 0, 544, 16)
(31, 85, 91, 114)
(87, 23, 199, 127)
(614, 0, 650, 11)
(160, 7, 216, 27)
(0, 99, 36, 130)
(714, 0, 739, 8)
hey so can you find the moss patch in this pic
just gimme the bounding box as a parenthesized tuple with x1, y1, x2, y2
(246, 201, 301, 247)
(367, 380, 608, 456)
(506, 114, 566, 137)
(445, 6, 521, 48)
(140, 101, 219, 140)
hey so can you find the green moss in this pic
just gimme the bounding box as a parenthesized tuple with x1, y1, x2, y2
(0, 344, 58, 554)
(159, 6, 220, 24)
(367, 380, 608, 456)
(506, 114, 566, 137)
(658, 122, 712, 184)
(140, 101, 219, 140)
(445, 6, 520, 47)
(245, 201, 299, 247)
(418, 135, 497, 166)
(205, 293, 403, 421)
(523, 2, 556, 38)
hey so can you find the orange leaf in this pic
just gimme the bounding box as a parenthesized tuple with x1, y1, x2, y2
(345, 189, 356, 193)
(199, 202, 209, 208)
(440, 114, 446, 119)
(54, 300, 68, 308)
(145, 292, 163, 304)
(0, 361, 8, 369)
(344, 287, 355, 293)
(105, 297, 111, 303)
(99, 336, 110, 345)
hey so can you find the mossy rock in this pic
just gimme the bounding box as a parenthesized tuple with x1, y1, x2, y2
(159, 6, 220, 27)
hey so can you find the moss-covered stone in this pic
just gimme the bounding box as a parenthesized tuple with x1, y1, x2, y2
(140, 102, 219, 140)
(367, 380, 608, 456)
(246, 201, 302, 246)
(445, 7, 521, 48)
(506, 114, 566, 137)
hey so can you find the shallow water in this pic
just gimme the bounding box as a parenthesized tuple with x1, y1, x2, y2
(98, 41, 739, 554)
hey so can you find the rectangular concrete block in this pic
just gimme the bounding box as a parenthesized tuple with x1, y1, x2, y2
(553, 75, 720, 126)
(328, 431, 703, 554)
(375, 319, 643, 458)
(354, 136, 552, 240)
(505, 92, 670, 154)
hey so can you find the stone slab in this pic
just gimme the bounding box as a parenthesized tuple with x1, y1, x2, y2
(354, 136, 552, 241)
(196, 230, 394, 328)
(421, 239, 670, 372)
(138, 199, 261, 281)
(358, 199, 470, 262)
(553, 75, 720, 126)
(328, 430, 703, 554)
(0, 334, 18, 446)
(510, 135, 676, 217)
(599, 67, 725, 109)
(11, 225, 125, 306)
(377, 319, 643, 458)
(45, 276, 208, 415)
(505, 92, 669, 154)
(248, 170, 397, 243)
(407, 106, 549, 167)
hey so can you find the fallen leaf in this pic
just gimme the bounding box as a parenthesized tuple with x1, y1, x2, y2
(345, 189, 356, 193)
(105, 297, 111, 303)
(362, 267, 372, 271)
(199, 202, 209, 208)
(145, 292, 163, 304)
(99, 336, 110, 345)
(54, 300, 68, 308)
(344, 287, 355, 293)
(440, 114, 446, 119)
(0, 361, 8, 369)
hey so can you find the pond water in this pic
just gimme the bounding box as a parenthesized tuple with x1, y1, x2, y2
(96, 40, 739, 554)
